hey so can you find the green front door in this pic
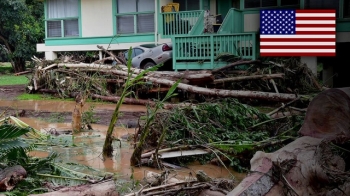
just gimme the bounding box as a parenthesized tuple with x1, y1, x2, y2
(217, 0, 232, 18)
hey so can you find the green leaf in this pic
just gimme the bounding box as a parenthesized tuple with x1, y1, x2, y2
(0, 139, 31, 153)
(0, 124, 30, 140)
(164, 80, 180, 100)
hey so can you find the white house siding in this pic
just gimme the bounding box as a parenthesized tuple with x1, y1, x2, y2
(244, 13, 259, 32)
(81, 0, 114, 37)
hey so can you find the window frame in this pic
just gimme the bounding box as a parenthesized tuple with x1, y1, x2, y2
(45, 0, 80, 39)
(115, 0, 155, 35)
(173, 0, 201, 11)
(243, 0, 300, 9)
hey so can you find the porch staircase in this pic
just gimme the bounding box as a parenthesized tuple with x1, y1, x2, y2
(162, 8, 258, 70)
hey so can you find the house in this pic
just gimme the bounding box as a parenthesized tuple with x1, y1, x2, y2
(37, 0, 350, 87)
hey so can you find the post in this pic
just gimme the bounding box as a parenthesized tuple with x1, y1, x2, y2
(300, 56, 317, 76)
(45, 51, 57, 60)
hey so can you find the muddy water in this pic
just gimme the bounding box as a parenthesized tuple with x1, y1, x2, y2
(3, 100, 246, 182)
(0, 100, 147, 113)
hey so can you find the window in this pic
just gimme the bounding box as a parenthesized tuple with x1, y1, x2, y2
(116, 0, 155, 34)
(305, 0, 339, 18)
(281, 0, 299, 6)
(245, 0, 299, 8)
(344, 0, 350, 18)
(173, 0, 200, 11)
(245, 0, 277, 8)
(123, 48, 144, 60)
(46, 0, 79, 38)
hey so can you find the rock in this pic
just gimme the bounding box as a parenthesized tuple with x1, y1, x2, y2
(198, 189, 226, 196)
(227, 136, 350, 196)
(299, 87, 350, 142)
(0, 165, 27, 191)
(196, 170, 212, 182)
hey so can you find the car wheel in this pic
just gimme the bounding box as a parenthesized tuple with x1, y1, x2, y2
(143, 62, 156, 69)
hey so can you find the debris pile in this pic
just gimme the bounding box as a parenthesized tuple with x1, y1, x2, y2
(24, 47, 322, 104)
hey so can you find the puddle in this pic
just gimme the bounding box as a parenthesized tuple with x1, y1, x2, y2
(3, 99, 245, 182)
(0, 100, 147, 113)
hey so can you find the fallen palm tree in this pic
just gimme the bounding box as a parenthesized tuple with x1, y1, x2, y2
(26, 46, 322, 105)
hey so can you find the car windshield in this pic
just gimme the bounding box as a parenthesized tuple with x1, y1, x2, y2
(139, 44, 161, 48)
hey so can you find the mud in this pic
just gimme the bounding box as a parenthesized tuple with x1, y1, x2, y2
(0, 84, 244, 183)
(0, 84, 26, 100)
(0, 84, 145, 128)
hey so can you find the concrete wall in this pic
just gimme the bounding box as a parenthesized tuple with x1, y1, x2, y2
(210, 0, 216, 15)
(81, 0, 114, 37)
(336, 32, 350, 42)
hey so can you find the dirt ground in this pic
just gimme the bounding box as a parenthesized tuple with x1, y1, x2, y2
(0, 84, 26, 100)
(0, 84, 144, 128)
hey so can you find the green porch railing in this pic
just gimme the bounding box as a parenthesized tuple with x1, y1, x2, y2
(161, 10, 204, 38)
(172, 33, 257, 70)
(217, 8, 243, 34)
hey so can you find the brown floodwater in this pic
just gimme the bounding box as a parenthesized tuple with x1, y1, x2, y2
(0, 100, 147, 113)
(2, 99, 246, 182)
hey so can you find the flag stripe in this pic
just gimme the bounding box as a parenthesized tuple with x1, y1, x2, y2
(260, 38, 335, 42)
(296, 10, 336, 13)
(296, 17, 336, 20)
(295, 31, 335, 35)
(261, 49, 335, 52)
(296, 27, 335, 31)
(260, 45, 335, 49)
(296, 20, 335, 24)
(260, 53, 336, 57)
(296, 13, 336, 17)
(260, 34, 335, 38)
(296, 24, 335, 27)
(260, 42, 335, 45)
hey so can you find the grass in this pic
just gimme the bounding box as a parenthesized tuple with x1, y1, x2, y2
(16, 93, 75, 101)
(0, 62, 14, 74)
(0, 75, 29, 86)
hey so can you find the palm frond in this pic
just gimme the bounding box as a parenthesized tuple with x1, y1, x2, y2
(0, 139, 34, 163)
(9, 116, 48, 140)
(38, 162, 109, 186)
(0, 124, 30, 140)
(0, 139, 32, 153)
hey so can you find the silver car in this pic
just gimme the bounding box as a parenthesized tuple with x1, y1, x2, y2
(123, 43, 173, 69)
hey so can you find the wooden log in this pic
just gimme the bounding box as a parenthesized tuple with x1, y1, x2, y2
(57, 63, 114, 69)
(14, 70, 32, 76)
(93, 57, 114, 64)
(144, 76, 298, 102)
(212, 60, 261, 73)
(124, 181, 197, 196)
(97, 45, 126, 65)
(38, 89, 58, 94)
(29, 180, 119, 196)
(269, 69, 279, 94)
(42, 63, 58, 71)
(213, 73, 284, 84)
(90, 94, 157, 107)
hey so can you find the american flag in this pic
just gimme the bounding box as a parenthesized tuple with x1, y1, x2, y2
(260, 9, 336, 56)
